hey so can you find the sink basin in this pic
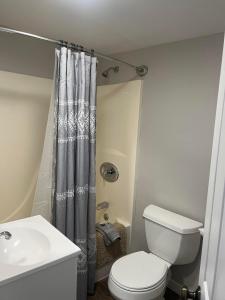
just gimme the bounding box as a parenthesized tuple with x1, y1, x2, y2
(0, 228, 50, 266)
(0, 215, 81, 286)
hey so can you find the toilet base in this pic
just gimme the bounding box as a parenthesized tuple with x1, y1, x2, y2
(111, 295, 165, 300)
(110, 292, 165, 300)
(108, 275, 167, 300)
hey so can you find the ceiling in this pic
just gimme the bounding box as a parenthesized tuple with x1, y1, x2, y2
(0, 0, 225, 54)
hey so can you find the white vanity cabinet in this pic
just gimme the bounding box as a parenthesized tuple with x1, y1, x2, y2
(0, 216, 81, 300)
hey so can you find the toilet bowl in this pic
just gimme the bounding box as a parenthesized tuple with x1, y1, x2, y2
(108, 205, 203, 300)
(108, 251, 170, 300)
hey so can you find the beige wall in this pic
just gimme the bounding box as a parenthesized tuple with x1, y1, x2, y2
(98, 34, 224, 289)
(0, 71, 52, 222)
(96, 81, 142, 229)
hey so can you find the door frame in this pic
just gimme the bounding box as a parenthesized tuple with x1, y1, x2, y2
(199, 33, 225, 300)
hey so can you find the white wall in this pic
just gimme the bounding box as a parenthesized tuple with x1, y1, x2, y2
(98, 34, 224, 290)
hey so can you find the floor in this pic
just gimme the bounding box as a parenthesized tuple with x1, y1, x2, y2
(88, 279, 180, 300)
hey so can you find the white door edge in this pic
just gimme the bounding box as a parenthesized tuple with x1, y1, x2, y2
(199, 33, 225, 300)
(203, 281, 210, 300)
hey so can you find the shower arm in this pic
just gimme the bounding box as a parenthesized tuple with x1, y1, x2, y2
(0, 25, 148, 77)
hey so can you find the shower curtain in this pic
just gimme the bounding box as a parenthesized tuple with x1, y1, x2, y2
(33, 46, 97, 299)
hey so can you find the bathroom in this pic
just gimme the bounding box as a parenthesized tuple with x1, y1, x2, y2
(0, 1, 225, 300)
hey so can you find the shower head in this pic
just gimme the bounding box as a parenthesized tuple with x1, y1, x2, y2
(102, 66, 119, 78)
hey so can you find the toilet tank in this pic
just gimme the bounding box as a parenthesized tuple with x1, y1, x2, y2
(143, 205, 203, 265)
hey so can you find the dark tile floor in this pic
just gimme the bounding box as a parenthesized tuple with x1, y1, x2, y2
(165, 287, 180, 300)
(88, 280, 111, 300)
(88, 279, 180, 300)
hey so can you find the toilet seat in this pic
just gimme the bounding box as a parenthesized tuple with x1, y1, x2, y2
(110, 251, 169, 292)
(108, 275, 166, 300)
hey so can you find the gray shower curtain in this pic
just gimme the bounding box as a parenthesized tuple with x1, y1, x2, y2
(53, 47, 97, 299)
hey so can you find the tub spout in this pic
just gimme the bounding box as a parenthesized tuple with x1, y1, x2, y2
(96, 201, 109, 210)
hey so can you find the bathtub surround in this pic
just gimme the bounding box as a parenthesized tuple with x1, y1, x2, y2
(98, 34, 224, 290)
(32, 72, 55, 222)
(96, 81, 142, 228)
(0, 71, 51, 222)
(52, 47, 97, 299)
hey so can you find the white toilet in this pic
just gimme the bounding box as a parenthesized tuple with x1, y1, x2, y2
(108, 205, 203, 300)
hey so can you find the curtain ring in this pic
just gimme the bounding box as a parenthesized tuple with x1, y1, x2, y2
(71, 43, 76, 51)
(60, 40, 68, 48)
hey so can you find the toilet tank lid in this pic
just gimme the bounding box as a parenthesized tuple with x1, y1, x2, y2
(143, 205, 203, 234)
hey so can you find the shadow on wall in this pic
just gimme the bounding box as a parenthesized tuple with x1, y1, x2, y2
(169, 240, 203, 292)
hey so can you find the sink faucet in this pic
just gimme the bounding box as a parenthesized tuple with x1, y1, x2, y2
(0, 231, 12, 240)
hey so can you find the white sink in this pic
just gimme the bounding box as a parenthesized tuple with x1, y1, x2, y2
(0, 216, 81, 286)
(0, 227, 50, 266)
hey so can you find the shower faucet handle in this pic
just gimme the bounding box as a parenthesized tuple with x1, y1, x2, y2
(104, 167, 115, 175)
(100, 162, 119, 182)
(0, 231, 12, 240)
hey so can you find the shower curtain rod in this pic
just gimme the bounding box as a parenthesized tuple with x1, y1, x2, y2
(0, 25, 148, 77)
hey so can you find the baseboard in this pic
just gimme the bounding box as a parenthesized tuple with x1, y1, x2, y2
(167, 278, 182, 295)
